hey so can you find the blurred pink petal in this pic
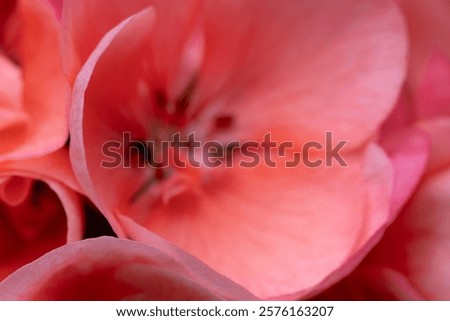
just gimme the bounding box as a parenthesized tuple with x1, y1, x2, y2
(379, 126, 430, 214)
(0, 0, 70, 160)
(194, 0, 407, 149)
(59, 0, 184, 82)
(0, 236, 258, 300)
(314, 267, 423, 300)
(0, 176, 32, 206)
(120, 144, 394, 299)
(0, 54, 28, 134)
(397, 0, 450, 90)
(0, 150, 84, 280)
(311, 50, 450, 301)
(416, 53, 450, 120)
(364, 119, 450, 299)
(42, 0, 62, 19)
(417, 119, 450, 174)
(394, 138, 450, 299)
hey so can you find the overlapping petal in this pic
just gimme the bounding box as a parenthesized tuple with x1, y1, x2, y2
(310, 51, 450, 301)
(0, 236, 257, 300)
(0, 0, 70, 161)
(0, 150, 84, 280)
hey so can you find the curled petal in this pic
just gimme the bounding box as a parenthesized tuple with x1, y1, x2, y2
(0, 0, 70, 161)
(0, 150, 84, 280)
(0, 237, 258, 300)
(194, 0, 407, 149)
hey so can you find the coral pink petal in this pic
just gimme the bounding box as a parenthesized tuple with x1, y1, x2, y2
(61, 0, 151, 82)
(70, 7, 157, 235)
(279, 144, 397, 299)
(417, 118, 450, 174)
(0, 151, 84, 280)
(71, 4, 200, 230)
(193, 0, 407, 149)
(313, 267, 424, 300)
(416, 53, 450, 119)
(354, 118, 450, 300)
(305, 127, 431, 300)
(45, 180, 84, 243)
(120, 144, 393, 298)
(0, 54, 28, 147)
(396, 167, 450, 299)
(0, 176, 32, 207)
(1, 149, 83, 194)
(380, 94, 416, 138)
(0, 237, 258, 300)
(61, 0, 199, 82)
(1, 0, 70, 161)
(398, 0, 450, 89)
(380, 126, 431, 214)
(0, 54, 23, 116)
(42, 0, 62, 20)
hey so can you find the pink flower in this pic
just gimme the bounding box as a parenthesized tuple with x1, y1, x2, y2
(0, 236, 257, 300)
(0, 0, 69, 161)
(0, 149, 84, 281)
(67, 0, 412, 298)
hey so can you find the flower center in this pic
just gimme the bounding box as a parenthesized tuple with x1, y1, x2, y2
(126, 78, 235, 205)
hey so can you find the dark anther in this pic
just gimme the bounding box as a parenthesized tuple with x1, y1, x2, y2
(154, 166, 165, 181)
(154, 89, 168, 109)
(128, 178, 155, 204)
(215, 115, 234, 130)
(128, 166, 167, 204)
(175, 77, 197, 115)
(127, 140, 149, 167)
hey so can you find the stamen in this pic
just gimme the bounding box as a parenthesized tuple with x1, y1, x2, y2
(128, 166, 169, 204)
(154, 166, 165, 181)
(128, 176, 156, 204)
(127, 140, 148, 167)
(215, 115, 234, 129)
(154, 89, 168, 109)
(175, 76, 198, 116)
(152, 77, 198, 128)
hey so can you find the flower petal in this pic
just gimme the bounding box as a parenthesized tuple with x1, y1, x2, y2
(380, 126, 430, 214)
(313, 267, 423, 300)
(120, 144, 393, 298)
(0, 150, 84, 280)
(416, 53, 450, 120)
(192, 0, 407, 149)
(398, 0, 450, 89)
(396, 166, 450, 299)
(60, 0, 199, 82)
(0, 237, 257, 300)
(0, 0, 70, 161)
